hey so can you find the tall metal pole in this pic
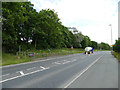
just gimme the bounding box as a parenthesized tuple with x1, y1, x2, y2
(111, 25, 112, 45)
(109, 24, 112, 50)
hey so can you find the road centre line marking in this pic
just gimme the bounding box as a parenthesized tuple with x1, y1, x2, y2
(63, 60, 67, 61)
(0, 67, 49, 83)
(19, 71, 24, 75)
(71, 59, 77, 62)
(62, 61, 70, 64)
(27, 67, 36, 70)
(40, 66, 46, 69)
(53, 62, 61, 64)
(0, 74, 10, 77)
(63, 59, 77, 64)
(64, 55, 104, 88)
(53, 59, 77, 65)
(53, 59, 68, 64)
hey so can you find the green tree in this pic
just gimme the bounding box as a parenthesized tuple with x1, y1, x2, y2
(91, 41, 98, 49)
(61, 26, 74, 48)
(20, 2, 38, 50)
(3, 1, 109, 54)
(73, 32, 84, 48)
(81, 35, 91, 48)
(2, 2, 28, 53)
(113, 39, 120, 52)
(32, 9, 63, 49)
(99, 42, 110, 50)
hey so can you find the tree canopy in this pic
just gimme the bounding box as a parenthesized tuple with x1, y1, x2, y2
(98, 42, 110, 50)
(2, 2, 110, 53)
(113, 39, 120, 52)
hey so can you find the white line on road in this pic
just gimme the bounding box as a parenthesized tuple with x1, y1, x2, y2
(53, 62, 61, 64)
(19, 71, 24, 75)
(64, 55, 104, 88)
(0, 74, 10, 77)
(62, 61, 70, 64)
(27, 67, 36, 70)
(71, 59, 77, 62)
(53, 59, 77, 65)
(63, 60, 67, 61)
(62, 59, 77, 64)
(40, 66, 46, 69)
(0, 67, 49, 83)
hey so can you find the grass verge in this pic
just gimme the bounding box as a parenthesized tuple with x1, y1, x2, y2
(2, 53, 33, 66)
(2, 48, 84, 66)
(111, 51, 120, 62)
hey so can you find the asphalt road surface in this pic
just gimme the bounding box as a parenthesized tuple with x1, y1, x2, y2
(1, 51, 118, 88)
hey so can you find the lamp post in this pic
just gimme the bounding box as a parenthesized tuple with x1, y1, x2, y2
(109, 24, 113, 50)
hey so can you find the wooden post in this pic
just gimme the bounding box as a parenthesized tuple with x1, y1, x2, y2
(18, 45, 21, 58)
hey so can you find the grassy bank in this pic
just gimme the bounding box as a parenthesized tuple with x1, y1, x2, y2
(2, 53, 33, 66)
(112, 51, 120, 62)
(2, 48, 84, 66)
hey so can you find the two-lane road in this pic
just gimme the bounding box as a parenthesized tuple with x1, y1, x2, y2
(1, 51, 118, 88)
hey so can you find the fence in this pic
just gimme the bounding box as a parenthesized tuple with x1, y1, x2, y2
(16, 51, 74, 59)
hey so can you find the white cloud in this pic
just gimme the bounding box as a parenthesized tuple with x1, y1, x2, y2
(29, 0, 119, 45)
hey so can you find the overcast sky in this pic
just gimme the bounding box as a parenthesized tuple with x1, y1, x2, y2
(29, 0, 119, 45)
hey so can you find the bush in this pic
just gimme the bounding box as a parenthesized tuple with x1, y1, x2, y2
(112, 51, 120, 61)
(113, 39, 120, 52)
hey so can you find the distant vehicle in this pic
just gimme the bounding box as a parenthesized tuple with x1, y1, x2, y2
(85, 47, 93, 54)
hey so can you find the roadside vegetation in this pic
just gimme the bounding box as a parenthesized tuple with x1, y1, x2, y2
(2, 1, 110, 66)
(2, 48, 84, 66)
(112, 38, 120, 62)
(112, 51, 120, 62)
(2, 53, 33, 66)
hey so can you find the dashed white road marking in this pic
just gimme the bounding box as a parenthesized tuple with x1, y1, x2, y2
(0, 67, 50, 83)
(53, 62, 61, 64)
(53, 59, 77, 65)
(62, 61, 70, 64)
(0, 74, 10, 77)
(27, 67, 36, 70)
(19, 71, 24, 75)
(71, 59, 77, 62)
(46, 59, 50, 60)
(62, 59, 77, 64)
(40, 66, 46, 69)
(63, 60, 67, 61)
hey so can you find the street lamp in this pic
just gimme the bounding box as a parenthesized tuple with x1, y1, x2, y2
(109, 24, 113, 50)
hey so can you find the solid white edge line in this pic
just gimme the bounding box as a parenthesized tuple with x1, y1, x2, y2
(64, 55, 104, 88)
